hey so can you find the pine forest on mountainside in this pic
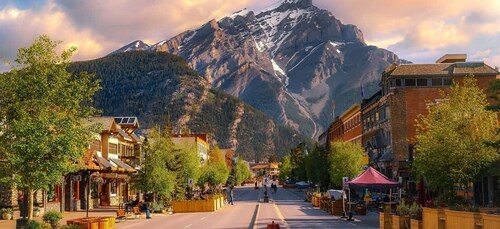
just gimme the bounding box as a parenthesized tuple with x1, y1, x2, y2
(69, 51, 306, 161)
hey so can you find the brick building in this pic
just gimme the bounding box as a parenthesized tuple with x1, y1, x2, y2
(363, 54, 498, 184)
(320, 104, 362, 147)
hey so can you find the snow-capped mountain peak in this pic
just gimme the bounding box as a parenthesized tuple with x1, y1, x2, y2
(112, 0, 404, 138)
(109, 40, 150, 55)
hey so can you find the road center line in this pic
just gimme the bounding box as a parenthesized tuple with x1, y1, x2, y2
(201, 217, 206, 220)
(184, 224, 192, 228)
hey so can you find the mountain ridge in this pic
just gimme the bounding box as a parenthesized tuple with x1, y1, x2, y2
(111, 0, 407, 138)
(70, 51, 306, 161)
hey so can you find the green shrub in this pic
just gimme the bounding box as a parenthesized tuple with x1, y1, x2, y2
(42, 210, 62, 229)
(409, 203, 422, 220)
(151, 202, 164, 212)
(25, 220, 41, 229)
(1, 208, 13, 214)
(396, 202, 410, 216)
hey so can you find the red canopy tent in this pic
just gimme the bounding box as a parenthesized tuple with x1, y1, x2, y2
(347, 167, 400, 189)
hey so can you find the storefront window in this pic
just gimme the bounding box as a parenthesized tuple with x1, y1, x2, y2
(110, 181, 117, 197)
(91, 181, 99, 198)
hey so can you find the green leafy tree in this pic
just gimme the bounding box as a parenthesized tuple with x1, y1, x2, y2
(278, 155, 292, 181)
(305, 144, 330, 191)
(414, 76, 498, 190)
(328, 141, 363, 188)
(234, 158, 251, 186)
(197, 146, 229, 192)
(0, 35, 100, 219)
(132, 127, 176, 203)
(485, 80, 500, 152)
(170, 143, 202, 200)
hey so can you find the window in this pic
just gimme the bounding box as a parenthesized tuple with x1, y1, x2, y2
(395, 79, 402, 87)
(405, 78, 416, 86)
(110, 181, 117, 197)
(432, 78, 443, 86)
(385, 106, 391, 119)
(417, 78, 428, 86)
(443, 78, 453, 86)
(91, 181, 99, 198)
(109, 143, 118, 155)
(48, 185, 61, 202)
(90, 140, 101, 151)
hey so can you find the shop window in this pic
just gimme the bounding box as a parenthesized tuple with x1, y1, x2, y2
(417, 78, 428, 86)
(405, 78, 416, 87)
(110, 181, 117, 197)
(91, 181, 99, 198)
(396, 79, 402, 87)
(432, 78, 443, 86)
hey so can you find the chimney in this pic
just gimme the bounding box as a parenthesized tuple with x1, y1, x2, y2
(435, 54, 467, 63)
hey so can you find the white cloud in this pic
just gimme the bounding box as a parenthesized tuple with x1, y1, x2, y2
(0, 0, 498, 68)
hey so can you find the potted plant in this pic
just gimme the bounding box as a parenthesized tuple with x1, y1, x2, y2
(409, 203, 422, 229)
(1, 208, 13, 220)
(43, 210, 62, 229)
(394, 202, 410, 229)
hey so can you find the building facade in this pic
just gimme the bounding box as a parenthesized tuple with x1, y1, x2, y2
(171, 133, 210, 164)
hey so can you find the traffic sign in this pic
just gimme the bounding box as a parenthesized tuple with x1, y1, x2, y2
(342, 177, 349, 188)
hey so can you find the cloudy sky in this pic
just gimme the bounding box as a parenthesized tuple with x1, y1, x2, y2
(1, 0, 499, 71)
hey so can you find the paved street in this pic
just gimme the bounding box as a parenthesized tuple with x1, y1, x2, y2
(121, 185, 379, 229)
(0, 186, 379, 229)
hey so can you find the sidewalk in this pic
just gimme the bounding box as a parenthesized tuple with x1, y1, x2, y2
(0, 208, 161, 229)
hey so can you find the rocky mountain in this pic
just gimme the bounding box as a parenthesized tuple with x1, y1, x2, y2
(110, 40, 150, 55)
(69, 51, 305, 161)
(114, 0, 406, 138)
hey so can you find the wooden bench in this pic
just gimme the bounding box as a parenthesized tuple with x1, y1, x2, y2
(116, 209, 126, 222)
(133, 206, 143, 218)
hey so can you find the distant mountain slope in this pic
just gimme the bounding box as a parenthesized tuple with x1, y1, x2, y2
(69, 51, 304, 160)
(113, 0, 407, 138)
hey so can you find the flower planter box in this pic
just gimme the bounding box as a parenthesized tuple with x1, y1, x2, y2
(380, 212, 393, 229)
(482, 213, 500, 229)
(410, 219, 422, 229)
(172, 199, 219, 213)
(392, 215, 410, 229)
(423, 207, 446, 229)
(444, 209, 480, 229)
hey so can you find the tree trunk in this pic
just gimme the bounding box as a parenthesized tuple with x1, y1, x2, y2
(27, 188, 34, 220)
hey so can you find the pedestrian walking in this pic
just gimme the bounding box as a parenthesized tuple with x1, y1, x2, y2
(229, 187, 234, 205)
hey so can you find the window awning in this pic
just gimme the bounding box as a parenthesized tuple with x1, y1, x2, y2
(110, 158, 135, 172)
(96, 156, 115, 170)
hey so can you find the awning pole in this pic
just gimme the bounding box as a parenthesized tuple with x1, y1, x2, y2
(390, 188, 392, 213)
